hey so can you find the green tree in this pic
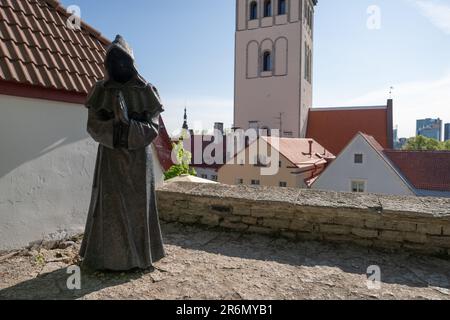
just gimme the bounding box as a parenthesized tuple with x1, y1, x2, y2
(403, 135, 443, 151)
(442, 140, 450, 151)
(164, 140, 196, 180)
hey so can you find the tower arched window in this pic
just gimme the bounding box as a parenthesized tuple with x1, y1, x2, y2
(264, 0, 272, 17)
(278, 0, 286, 15)
(262, 51, 272, 72)
(249, 1, 258, 20)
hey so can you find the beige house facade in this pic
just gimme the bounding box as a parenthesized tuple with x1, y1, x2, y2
(218, 136, 334, 188)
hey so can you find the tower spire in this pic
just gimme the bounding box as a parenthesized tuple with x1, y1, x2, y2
(182, 106, 189, 130)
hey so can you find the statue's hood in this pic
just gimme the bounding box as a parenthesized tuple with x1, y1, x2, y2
(104, 35, 147, 87)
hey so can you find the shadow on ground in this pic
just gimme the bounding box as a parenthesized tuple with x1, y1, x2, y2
(161, 222, 450, 291)
(1, 222, 449, 299)
(0, 267, 154, 300)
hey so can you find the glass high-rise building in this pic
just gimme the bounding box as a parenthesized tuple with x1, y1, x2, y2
(445, 123, 450, 141)
(416, 118, 443, 141)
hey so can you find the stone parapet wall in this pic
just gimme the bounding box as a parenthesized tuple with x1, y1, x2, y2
(156, 182, 450, 256)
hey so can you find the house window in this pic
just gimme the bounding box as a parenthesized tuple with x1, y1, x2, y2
(236, 178, 244, 185)
(262, 51, 272, 72)
(211, 175, 218, 181)
(251, 179, 260, 186)
(278, 0, 286, 15)
(354, 154, 363, 164)
(351, 181, 365, 193)
(201, 174, 208, 179)
(249, 1, 258, 20)
(279, 181, 287, 187)
(264, 0, 272, 17)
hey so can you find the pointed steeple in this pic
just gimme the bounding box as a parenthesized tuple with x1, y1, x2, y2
(182, 107, 189, 130)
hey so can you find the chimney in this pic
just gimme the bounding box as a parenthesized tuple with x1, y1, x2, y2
(387, 99, 394, 149)
(308, 140, 313, 157)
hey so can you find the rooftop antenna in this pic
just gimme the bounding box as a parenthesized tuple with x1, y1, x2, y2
(389, 86, 394, 99)
(275, 112, 284, 137)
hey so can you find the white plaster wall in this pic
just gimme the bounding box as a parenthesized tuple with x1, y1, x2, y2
(0, 95, 96, 250)
(312, 135, 414, 196)
(0, 94, 165, 250)
(151, 144, 165, 188)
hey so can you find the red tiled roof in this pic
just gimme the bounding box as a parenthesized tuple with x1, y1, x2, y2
(384, 150, 450, 192)
(0, 0, 108, 98)
(262, 137, 335, 170)
(306, 103, 393, 156)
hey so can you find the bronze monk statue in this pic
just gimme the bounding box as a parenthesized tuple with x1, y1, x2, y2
(80, 35, 166, 271)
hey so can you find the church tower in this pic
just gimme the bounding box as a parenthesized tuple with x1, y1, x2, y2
(234, 0, 317, 137)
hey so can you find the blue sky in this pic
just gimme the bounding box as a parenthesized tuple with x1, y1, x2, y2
(61, 0, 450, 138)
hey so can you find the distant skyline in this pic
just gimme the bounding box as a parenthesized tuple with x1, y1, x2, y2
(61, 0, 450, 138)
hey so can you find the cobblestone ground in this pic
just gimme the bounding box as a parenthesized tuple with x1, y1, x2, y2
(1, 222, 450, 300)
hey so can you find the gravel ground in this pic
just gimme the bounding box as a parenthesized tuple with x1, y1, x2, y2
(1, 222, 450, 300)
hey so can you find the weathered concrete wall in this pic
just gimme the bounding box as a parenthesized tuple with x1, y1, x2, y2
(157, 182, 450, 256)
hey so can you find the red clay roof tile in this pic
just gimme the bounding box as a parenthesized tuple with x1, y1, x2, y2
(306, 106, 391, 156)
(0, 0, 108, 94)
(384, 150, 450, 192)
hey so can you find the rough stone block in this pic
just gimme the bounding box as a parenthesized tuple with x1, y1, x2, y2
(220, 221, 249, 231)
(250, 206, 277, 218)
(442, 225, 450, 236)
(231, 204, 252, 216)
(242, 216, 258, 225)
(320, 224, 351, 235)
(427, 236, 450, 249)
(248, 226, 276, 235)
(200, 215, 221, 227)
(334, 216, 366, 228)
(351, 228, 379, 239)
(289, 219, 314, 232)
(223, 215, 242, 223)
(416, 223, 443, 235)
(262, 218, 291, 230)
(281, 232, 296, 240)
(174, 200, 189, 209)
(402, 232, 427, 244)
(365, 219, 417, 232)
(178, 214, 200, 224)
(379, 230, 403, 242)
(322, 233, 353, 243)
(295, 232, 321, 241)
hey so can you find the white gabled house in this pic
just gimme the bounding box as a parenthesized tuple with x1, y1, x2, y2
(312, 133, 416, 196)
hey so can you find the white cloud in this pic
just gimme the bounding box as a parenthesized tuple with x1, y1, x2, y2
(341, 73, 450, 138)
(414, 0, 450, 34)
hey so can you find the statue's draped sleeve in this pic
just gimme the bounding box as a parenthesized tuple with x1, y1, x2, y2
(127, 84, 164, 150)
(85, 83, 115, 149)
(85, 82, 164, 151)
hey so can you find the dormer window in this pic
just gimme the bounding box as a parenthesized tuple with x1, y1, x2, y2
(249, 1, 258, 20)
(264, 0, 272, 17)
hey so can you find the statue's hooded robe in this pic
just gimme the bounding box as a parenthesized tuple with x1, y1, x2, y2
(80, 35, 166, 271)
